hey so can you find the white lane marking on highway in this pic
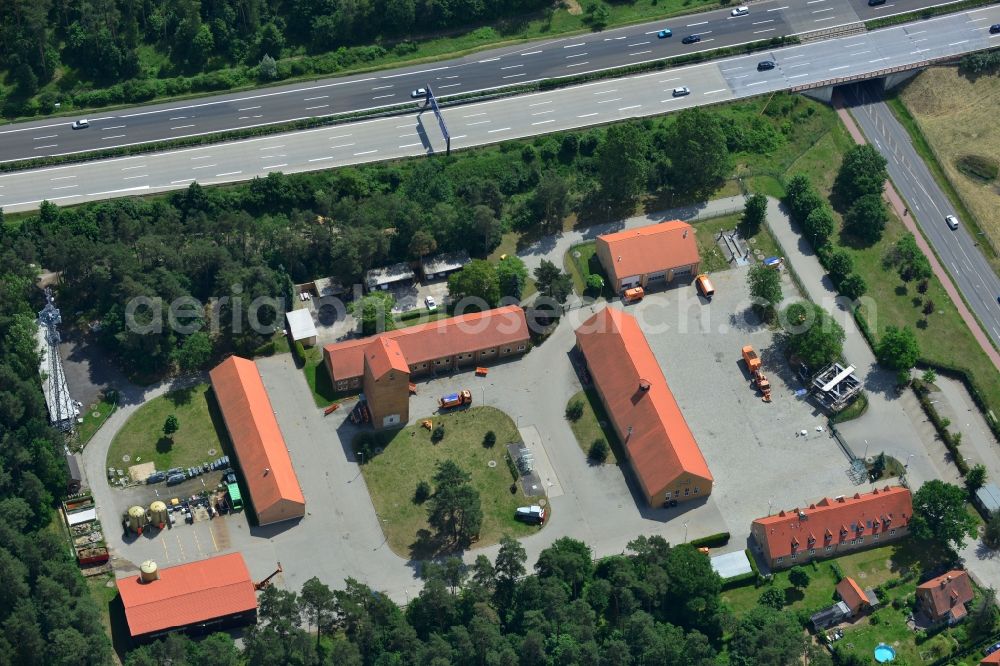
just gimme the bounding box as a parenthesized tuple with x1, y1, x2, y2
(645, 29, 662, 34)
(721, 66, 743, 72)
(372, 94, 395, 99)
(329, 134, 352, 139)
(596, 97, 623, 104)
(379, 67, 446, 80)
(259, 154, 285, 158)
(466, 120, 491, 125)
(397, 123, 417, 128)
(438, 83, 462, 88)
(566, 61, 590, 67)
(503, 73, 525, 79)
(521, 50, 542, 56)
(869, 57, 888, 63)
(51, 185, 79, 190)
(594, 89, 619, 94)
(578, 113, 599, 118)
(259, 145, 284, 150)
(262, 163, 288, 168)
(699, 38, 715, 43)
(703, 89, 725, 95)
(966, 16, 992, 22)
(751, 20, 774, 25)
(911, 49, 930, 54)
(908, 29, 926, 35)
(618, 105, 641, 111)
(660, 98, 681, 103)
(103, 125, 126, 131)
(754, 28, 776, 33)
(659, 77, 681, 83)
(464, 112, 487, 118)
(191, 163, 218, 169)
(215, 171, 242, 177)
(304, 95, 329, 100)
(948, 40, 970, 46)
(50, 175, 76, 181)
(330, 143, 356, 149)
(237, 106, 260, 111)
(487, 127, 511, 133)
(102, 134, 127, 140)
(687, 21, 708, 26)
(787, 73, 810, 79)
(788, 62, 810, 68)
(478, 57, 501, 63)
(783, 53, 807, 60)
(746, 81, 769, 87)
(532, 120, 555, 126)
(829, 65, 850, 71)
(305, 104, 329, 110)
(170, 124, 195, 130)
(529, 100, 552, 106)
(912, 38, 928, 43)
(442, 75, 459, 79)
(5, 195, 80, 206)
(813, 16, 837, 21)
(992, 33, 1000, 38)
(500, 64, 523, 70)
(399, 133, 418, 138)
(812, 7, 833, 13)
(399, 142, 424, 148)
(33, 135, 59, 140)
(123, 174, 149, 180)
(86, 185, 148, 197)
(849, 50, 870, 56)
(191, 155, 214, 160)
(628, 41, 650, 47)
(168, 116, 187, 121)
(353, 150, 378, 156)
(629, 50, 652, 56)
(842, 41, 865, 48)
(237, 115, 264, 119)
(171, 179, 195, 184)
(33, 144, 58, 150)
(450, 134, 466, 140)
(532, 110, 555, 115)
(566, 52, 589, 58)
(308, 156, 333, 162)
(732, 74, 750, 79)
(563, 43, 586, 48)
(807, 0, 825, 3)
(371, 85, 394, 90)
(767, 5, 789, 10)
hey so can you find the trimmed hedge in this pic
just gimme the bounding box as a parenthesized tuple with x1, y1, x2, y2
(830, 561, 844, 583)
(913, 379, 970, 475)
(690, 532, 731, 549)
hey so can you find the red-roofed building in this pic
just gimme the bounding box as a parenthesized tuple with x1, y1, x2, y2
(751, 486, 912, 570)
(117, 553, 257, 640)
(837, 577, 877, 615)
(917, 570, 974, 626)
(595, 221, 700, 292)
(364, 338, 410, 429)
(575, 306, 713, 506)
(324, 305, 530, 393)
(982, 649, 1000, 664)
(210, 356, 305, 525)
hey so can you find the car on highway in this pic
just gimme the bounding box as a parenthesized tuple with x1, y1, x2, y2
(990, 24, 1000, 34)
(731, 6, 749, 16)
(410, 88, 427, 99)
(681, 35, 701, 44)
(672, 86, 691, 97)
(425, 296, 437, 312)
(657, 29, 673, 38)
(867, 0, 885, 5)
(757, 61, 776, 71)
(945, 214, 959, 230)
(70, 119, 89, 129)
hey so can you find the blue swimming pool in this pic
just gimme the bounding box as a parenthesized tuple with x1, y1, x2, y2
(874, 643, 896, 663)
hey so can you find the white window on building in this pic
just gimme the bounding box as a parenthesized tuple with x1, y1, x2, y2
(825, 546, 833, 552)
(517, 345, 526, 351)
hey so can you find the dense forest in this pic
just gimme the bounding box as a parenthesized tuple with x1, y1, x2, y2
(0, 0, 550, 116)
(123, 536, 833, 666)
(0, 260, 112, 664)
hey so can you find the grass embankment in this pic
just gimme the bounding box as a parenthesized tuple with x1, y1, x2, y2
(74, 391, 118, 448)
(566, 389, 620, 465)
(564, 241, 610, 297)
(356, 406, 538, 559)
(107, 383, 228, 472)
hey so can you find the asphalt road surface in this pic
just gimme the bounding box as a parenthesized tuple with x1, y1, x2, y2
(2, 6, 998, 214)
(0, 0, 971, 163)
(843, 81, 1000, 348)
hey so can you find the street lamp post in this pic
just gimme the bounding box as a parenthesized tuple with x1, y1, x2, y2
(683, 521, 689, 543)
(905, 454, 914, 469)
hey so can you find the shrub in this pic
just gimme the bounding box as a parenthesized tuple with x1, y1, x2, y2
(585, 274, 605, 293)
(566, 399, 584, 421)
(483, 430, 497, 448)
(830, 561, 844, 582)
(690, 532, 731, 548)
(758, 586, 785, 609)
(432, 425, 445, 442)
(413, 480, 431, 504)
(588, 438, 609, 463)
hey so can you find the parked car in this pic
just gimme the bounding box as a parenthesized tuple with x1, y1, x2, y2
(757, 60, 776, 71)
(146, 471, 166, 484)
(425, 296, 437, 312)
(945, 214, 959, 230)
(410, 88, 427, 99)
(167, 467, 184, 476)
(991, 24, 1000, 34)
(672, 86, 691, 97)
(166, 474, 186, 486)
(681, 35, 701, 44)
(515, 505, 546, 524)
(225, 472, 237, 484)
(657, 28, 672, 38)
(71, 119, 89, 129)
(731, 5, 749, 15)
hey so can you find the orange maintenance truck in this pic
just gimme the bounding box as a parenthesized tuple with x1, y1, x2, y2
(439, 390, 472, 409)
(623, 286, 645, 304)
(741, 345, 772, 402)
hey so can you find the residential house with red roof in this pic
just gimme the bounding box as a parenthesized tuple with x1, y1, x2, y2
(117, 553, 257, 640)
(575, 306, 713, 506)
(209, 356, 306, 526)
(751, 486, 912, 570)
(836, 577, 878, 615)
(917, 570, 974, 626)
(595, 221, 700, 293)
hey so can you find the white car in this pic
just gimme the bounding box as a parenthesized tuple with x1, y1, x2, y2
(410, 88, 427, 99)
(731, 5, 749, 15)
(945, 214, 959, 230)
(71, 119, 90, 129)
(672, 86, 691, 97)
(425, 296, 437, 312)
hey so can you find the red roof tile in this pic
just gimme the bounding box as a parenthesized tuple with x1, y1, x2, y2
(365, 337, 408, 377)
(575, 307, 712, 498)
(117, 553, 256, 637)
(752, 486, 912, 560)
(597, 221, 699, 284)
(981, 650, 1000, 664)
(324, 305, 529, 381)
(917, 570, 974, 621)
(837, 577, 868, 614)
(209, 357, 305, 525)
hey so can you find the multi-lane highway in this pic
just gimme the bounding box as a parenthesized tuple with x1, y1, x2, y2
(0, 0, 965, 163)
(2, 5, 997, 214)
(844, 82, 1000, 347)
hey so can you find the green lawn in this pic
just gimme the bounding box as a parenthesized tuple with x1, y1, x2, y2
(74, 390, 118, 449)
(356, 406, 538, 559)
(566, 389, 620, 465)
(691, 212, 782, 274)
(107, 383, 228, 473)
(564, 241, 611, 297)
(722, 560, 840, 616)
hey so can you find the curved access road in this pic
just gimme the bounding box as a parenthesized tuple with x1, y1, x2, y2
(0, 0, 969, 163)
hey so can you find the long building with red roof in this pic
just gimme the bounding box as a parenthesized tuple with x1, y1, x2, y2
(751, 486, 912, 570)
(210, 356, 305, 525)
(117, 553, 257, 640)
(575, 306, 713, 506)
(324, 305, 530, 392)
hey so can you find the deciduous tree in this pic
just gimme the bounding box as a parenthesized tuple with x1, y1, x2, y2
(911, 479, 978, 551)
